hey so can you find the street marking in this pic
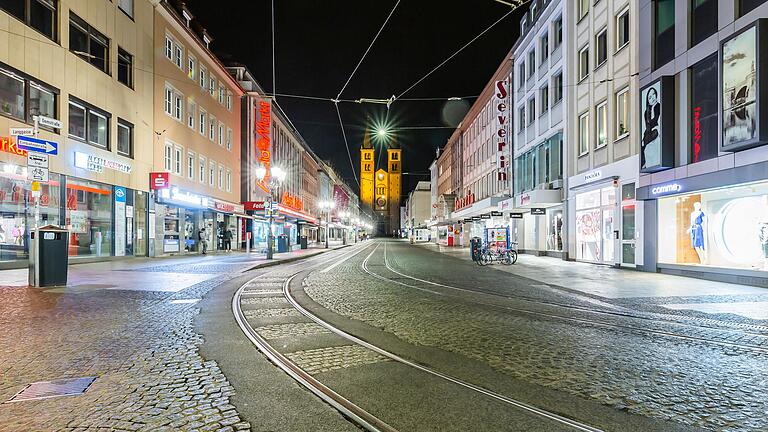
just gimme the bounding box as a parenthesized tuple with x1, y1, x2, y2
(320, 242, 376, 273)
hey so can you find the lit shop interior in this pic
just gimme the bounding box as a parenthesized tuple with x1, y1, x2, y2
(657, 181, 768, 271)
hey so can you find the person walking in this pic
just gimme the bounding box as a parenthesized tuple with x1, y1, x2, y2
(198, 227, 208, 254)
(223, 228, 233, 251)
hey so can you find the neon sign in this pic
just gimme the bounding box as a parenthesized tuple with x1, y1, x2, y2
(0, 137, 28, 156)
(693, 107, 701, 163)
(651, 183, 682, 195)
(281, 192, 303, 211)
(495, 79, 509, 182)
(255, 100, 272, 194)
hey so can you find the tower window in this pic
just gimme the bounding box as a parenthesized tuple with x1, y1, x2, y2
(391, 152, 399, 160)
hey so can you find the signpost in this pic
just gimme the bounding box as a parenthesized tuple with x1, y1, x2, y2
(34, 115, 62, 130)
(27, 153, 48, 168)
(17, 135, 58, 155)
(10, 127, 35, 136)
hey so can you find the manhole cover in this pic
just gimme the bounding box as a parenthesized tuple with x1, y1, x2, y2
(6, 377, 97, 403)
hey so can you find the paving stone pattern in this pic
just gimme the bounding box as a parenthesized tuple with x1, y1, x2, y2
(305, 249, 768, 431)
(255, 322, 332, 340)
(0, 274, 251, 432)
(285, 345, 390, 375)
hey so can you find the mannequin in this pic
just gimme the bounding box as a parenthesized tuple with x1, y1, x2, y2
(687, 202, 707, 264)
(759, 221, 768, 270)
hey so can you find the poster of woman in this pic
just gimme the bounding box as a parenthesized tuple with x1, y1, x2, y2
(640, 82, 662, 170)
(723, 26, 757, 147)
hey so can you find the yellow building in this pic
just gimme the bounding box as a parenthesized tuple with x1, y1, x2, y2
(359, 128, 401, 235)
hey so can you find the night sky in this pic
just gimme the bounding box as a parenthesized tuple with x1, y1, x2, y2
(188, 0, 526, 195)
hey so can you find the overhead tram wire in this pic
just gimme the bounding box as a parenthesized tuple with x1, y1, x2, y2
(334, 103, 360, 188)
(271, 0, 277, 100)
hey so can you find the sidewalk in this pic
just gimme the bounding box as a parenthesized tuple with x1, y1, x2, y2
(417, 242, 768, 320)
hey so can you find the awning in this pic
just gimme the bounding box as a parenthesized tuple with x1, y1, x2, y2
(514, 189, 563, 209)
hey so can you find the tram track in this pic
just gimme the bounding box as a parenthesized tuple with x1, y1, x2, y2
(366, 241, 768, 355)
(232, 242, 606, 432)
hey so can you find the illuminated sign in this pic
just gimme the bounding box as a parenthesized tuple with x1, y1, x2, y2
(0, 137, 28, 156)
(281, 192, 303, 211)
(693, 107, 702, 163)
(255, 100, 272, 194)
(159, 187, 207, 207)
(651, 183, 682, 195)
(495, 79, 510, 183)
(455, 191, 475, 210)
(149, 172, 170, 190)
(74, 151, 132, 173)
(243, 201, 266, 211)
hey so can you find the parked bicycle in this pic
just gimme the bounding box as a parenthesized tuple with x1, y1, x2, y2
(477, 243, 517, 266)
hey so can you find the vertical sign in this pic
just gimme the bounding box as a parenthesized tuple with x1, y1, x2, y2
(254, 99, 272, 196)
(495, 79, 510, 186)
(639, 76, 675, 173)
(115, 187, 127, 256)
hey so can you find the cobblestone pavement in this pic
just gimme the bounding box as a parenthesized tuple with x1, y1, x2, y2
(304, 240, 768, 431)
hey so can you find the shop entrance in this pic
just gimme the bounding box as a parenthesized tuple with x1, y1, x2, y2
(183, 209, 199, 252)
(575, 186, 617, 264)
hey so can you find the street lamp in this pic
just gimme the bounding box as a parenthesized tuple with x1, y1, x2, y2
(255, 165, 286, 259)
(319, 201, 335, 249)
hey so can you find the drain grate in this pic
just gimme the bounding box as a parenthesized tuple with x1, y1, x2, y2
(6, 377, 97, 403)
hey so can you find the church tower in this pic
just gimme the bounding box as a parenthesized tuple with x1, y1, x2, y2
(360, 128, 374, 210)
(387, 148, 402, 234)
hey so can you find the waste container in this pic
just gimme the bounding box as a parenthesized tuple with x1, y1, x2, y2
(277, 234, 289, 253)
(300, 235, 308, 249)
(29, 225, 69, 287)
(470, 237, 482, 262)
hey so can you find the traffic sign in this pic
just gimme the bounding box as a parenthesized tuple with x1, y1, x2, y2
(17, 135, 58, 155)
(27, 166, 49, 182)
(10, 127, 34, 136)
(34, 115, 62, 129)
(27, 153, 49, 168)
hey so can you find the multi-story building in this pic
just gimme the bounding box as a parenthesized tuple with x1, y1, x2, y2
(636, 0, 768, 286)
(404, 181, 432, 241)
(565, 0, 640, 267)
(152, 0, 244, 256)
(0, 0, 155, 267)
(428, 143, 457, 245)
(507, 0, 568, 258)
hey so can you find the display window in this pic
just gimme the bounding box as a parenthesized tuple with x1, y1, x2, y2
(547, 209, 563, 251)
(575, 186, 616, 263)
(66, 178, 113, 257)
(658, 181, 768, 271)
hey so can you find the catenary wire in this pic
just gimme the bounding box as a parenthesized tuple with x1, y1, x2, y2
(334, 103, 360, 187)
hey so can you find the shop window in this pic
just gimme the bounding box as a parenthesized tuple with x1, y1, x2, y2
(739, 0, 767, 17)
(117, 118, 133, 157)
(658, 182, 768, 271)
(596, 28, 607, 68)
(616, 87, 630, 138)
(578, 45, 589, 81)
(69, 98, 109, 148)
(654, 0, 675, 70)
(690, 53, 718, 163)
(117, 47, 133, 88)
(0, 0, 56, 41)
(66, 178, 113, 258)
(616, 8, 630, 51)
(596, 101, 607, 148)
(621, 183, 636, 264)
(70, 13, 110, 74)
(118, 0, 133, 18)
(575, 186, 616, 262)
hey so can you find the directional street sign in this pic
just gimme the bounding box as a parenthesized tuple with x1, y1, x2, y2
(34, 115, 62, 129)
(27, 153, 49, 168)
(10, 127, 35, 136)
(17, 135, 58, 155)
(27, 166, 49, 182)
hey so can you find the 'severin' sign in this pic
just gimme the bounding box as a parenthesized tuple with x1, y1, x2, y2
(255, 101, 272, 194)
(495, 80, 509, 183)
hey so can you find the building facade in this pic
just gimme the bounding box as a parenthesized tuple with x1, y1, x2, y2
(359, 127, 401, 236)
(637, 0, 768, 286)
(0, 0, 154, 267)
(565, 0, 640, 267)
(405, 181, 431, 241)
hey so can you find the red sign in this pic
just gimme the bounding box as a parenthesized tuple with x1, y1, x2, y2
(150, 172, 170, 190)
(255, 101, 272, 194)
(693, 106, 702, 163)
(0, 137, 28, 156)
(455, 191, 475, 210)
(281, 192, 303, 211)
(214, 201, 236, 213)
(243, 201, 266, 211)
(495, 79, 509, 182)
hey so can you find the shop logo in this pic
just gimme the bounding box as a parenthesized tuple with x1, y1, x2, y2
(651, 183, 682, 195)
(584, 170, 602, 183)
(150, 172, 170, 190)
(115, 187, 126, 203)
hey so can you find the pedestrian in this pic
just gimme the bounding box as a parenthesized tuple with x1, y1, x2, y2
(223, 228, 233, 251)
(198, 227, 208, 254)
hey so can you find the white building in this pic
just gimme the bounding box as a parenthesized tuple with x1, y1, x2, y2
(405, 181, 432, 241)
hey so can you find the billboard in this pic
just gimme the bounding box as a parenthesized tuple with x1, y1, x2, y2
(639, 76, 675, 173)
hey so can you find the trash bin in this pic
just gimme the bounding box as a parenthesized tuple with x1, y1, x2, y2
(470, 237, 482, 262)
(300, 235, 308, 249)
(29, 225, 69, 287)
(277, 234, 289, 253)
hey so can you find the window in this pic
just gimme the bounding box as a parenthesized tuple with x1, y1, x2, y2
(117, 47, 133, 88)
(164, 87, 173, 115)
(218, 122, 224, 146)
(226, 127, 232, 151)
(0, 0, 56, 40)
(654, 0, 675, 69)
(553, 72, 563, 102)
(518, 63, 525, 88)
(578, 46, 589, 81)
(579, 112, 589, 155)
(173, 44, 182, 69)
(199, 65, 206, 89)
(691, 0, 718, 47)
(69, 98, 110, 148)
(164, 35, 173, 60)
(217, 163, 223, 189)
(616, 87, 629, 138)
(187, 151, 195, 179)
(690, 54, 718, 163)
(739, 0, 767, 17)
(117, 118, 133, 157)
(174, 93, 183, 121)
(616, 8, 630, 50)
(226, 91, 232, 111)
(209, 76, 215, 97)
(518, 106, 526, 131)
(540, 85, 549, 114)
(187, 100, 195, 129)
(540, 32, 549, 63)
(578, 0, 589, 19)
(218, 83, 225, 104)
(209, 115, 215, 141)
(70, 13, 110, 74)
(164, 144, 172, 171)
(553, 16, 563, 48)
(528, 50, 535, 77)
(118, 0, 133, 18)
(596, 28, 607, 67)
(226, 169, 232, 192)
(187, 55, 196, 80)
(596, 101, 607, 148)
(527, 98, 536, 125)
(199, 108, 206, 135)
(0, 64, 57, 123)
(199, 156, 206, 183)
(173, 146, 182, 175)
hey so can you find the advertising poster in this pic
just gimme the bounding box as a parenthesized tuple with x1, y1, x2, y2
(640, 81, 662, 170)
(722, 26, 757, 148)
(114, 187, 126, 257)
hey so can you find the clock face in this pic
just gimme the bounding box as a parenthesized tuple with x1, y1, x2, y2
(376, 196, 387, 208)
